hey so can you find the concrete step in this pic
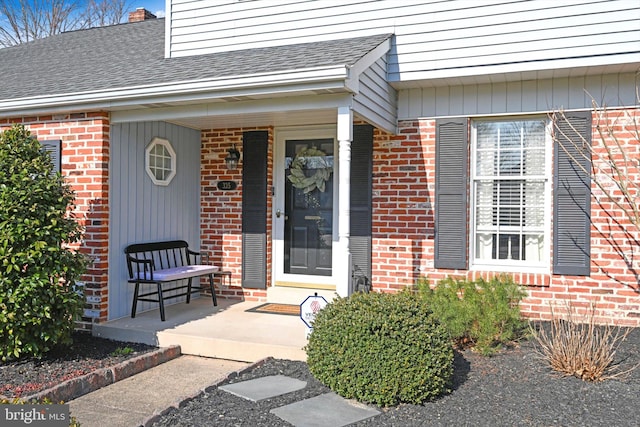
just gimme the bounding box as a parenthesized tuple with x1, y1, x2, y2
(93, 298, 310, 363)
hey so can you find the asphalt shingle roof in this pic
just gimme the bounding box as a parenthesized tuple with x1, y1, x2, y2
(0, 18, 391, 101)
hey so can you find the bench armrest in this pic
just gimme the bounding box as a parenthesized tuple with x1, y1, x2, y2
(126, 255, 155, 279)
(187, 248, 209, 265)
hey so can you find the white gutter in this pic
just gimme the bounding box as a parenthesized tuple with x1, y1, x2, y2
(0, 65, 352, 117)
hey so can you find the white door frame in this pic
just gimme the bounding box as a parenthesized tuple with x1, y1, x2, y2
(272, 125, 339, 288)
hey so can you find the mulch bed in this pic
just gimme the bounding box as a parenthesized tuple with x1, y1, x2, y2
(152, 328, 640, 427)
(0, 331, 156, 398)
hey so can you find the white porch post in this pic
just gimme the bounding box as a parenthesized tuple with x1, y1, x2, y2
(336, 106, 353, 297)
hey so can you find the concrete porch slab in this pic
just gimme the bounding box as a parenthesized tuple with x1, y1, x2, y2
(219, 375, 307, 402)
(92, 298, 309, 362)
(270, 392, 380, 427)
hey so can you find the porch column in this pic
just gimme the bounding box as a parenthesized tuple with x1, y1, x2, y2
(336, 106, 353, 297)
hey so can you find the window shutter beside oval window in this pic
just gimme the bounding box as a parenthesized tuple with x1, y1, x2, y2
(553, 111, 592, 276)
(435, 118, 469, 270)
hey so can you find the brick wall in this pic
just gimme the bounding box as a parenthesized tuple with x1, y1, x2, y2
(200, 127, 273, 301)
(1, 113, 110, 329)
(371, 112, 640, 326)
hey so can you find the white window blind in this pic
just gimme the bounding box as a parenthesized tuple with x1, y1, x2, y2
(473, 119, 549, 267)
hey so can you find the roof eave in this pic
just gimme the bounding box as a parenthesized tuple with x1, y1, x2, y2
(0, 65, 352, 118)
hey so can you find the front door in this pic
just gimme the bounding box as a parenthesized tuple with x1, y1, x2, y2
(274, 127, 337, 287)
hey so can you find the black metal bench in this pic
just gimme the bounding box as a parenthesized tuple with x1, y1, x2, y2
(124, 240, 218, 321)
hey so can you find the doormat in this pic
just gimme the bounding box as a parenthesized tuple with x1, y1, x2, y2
(246, 303, 300, 316)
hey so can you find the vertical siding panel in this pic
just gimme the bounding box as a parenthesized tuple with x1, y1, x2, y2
(491, 82, 507, 113)
(449, 86, 464, 116)
(602, 74, 621, 107)
(552, 77, 570, 110)
(619, 73, 638, 106)
(506, 81, 522, 112)
(462, 85, 478, 116)
(421, 87, 436, 117)
(434, 86, 450, 116)
(568, 76, 587, 110)
(399, 73, 637, 120)
(108, 121, 200, 320)
(584, 74, 604, 105)
(520, 80, 538, 112)
(476, 84, 492, 114)
(536, 79, 554, 111)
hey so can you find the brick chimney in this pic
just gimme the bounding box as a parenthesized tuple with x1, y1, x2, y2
(128, 7, 157, 23)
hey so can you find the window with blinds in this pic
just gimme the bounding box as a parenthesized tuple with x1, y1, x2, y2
(472, 119, 550, 268)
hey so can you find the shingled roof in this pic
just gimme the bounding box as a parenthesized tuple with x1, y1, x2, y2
(0, 18, 391, 102)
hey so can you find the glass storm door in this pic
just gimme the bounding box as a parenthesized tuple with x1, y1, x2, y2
(284, 139, 334, 276)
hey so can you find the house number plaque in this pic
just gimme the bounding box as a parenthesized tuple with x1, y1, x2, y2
(217, 180, 237, 191)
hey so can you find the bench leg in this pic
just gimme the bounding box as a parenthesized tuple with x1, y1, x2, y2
(208, 274, 217, 306)
(186, 277, 193, 304)
(157, 283, 166, 321)
(131, 282, 140, 318)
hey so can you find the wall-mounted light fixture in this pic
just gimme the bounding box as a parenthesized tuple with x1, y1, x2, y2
(225, 144, 240, 170)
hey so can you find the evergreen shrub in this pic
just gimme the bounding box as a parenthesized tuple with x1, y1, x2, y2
(417, 275, 527, 355)
(306, 291, 453, 406)
(0, 125, 88, 361)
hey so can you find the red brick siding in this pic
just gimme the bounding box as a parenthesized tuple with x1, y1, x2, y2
(200, 127, 273, 301)
(1, 114, 110, 328)
(370, 113, 640, 326)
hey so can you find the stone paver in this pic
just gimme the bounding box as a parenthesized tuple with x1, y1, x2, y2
(270, 392, 380, 427)
(220, 375, 307, 402)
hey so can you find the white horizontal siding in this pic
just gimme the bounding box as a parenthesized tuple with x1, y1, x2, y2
(398, 72, 639, 119)
(168, 0, 640, 83)
(353, 57, 397, 132)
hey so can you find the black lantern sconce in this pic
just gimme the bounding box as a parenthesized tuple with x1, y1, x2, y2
(225, 144, 241, 170)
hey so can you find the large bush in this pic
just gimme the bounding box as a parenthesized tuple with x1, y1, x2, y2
(0, 125, 87, 361)
(417, 275, 527, 355)
(306, 291, 453, 407)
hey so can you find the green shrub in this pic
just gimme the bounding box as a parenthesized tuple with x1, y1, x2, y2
(306, 291, 453, 407)
(0, 125, 88, 361)
(416, 275, 527, 355)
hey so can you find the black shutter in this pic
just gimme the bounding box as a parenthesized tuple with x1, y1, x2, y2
(350, 124, 373, 291)
(242, 131, 268, 288)
(435, 118, 468, 269)
(553, 111, 591, 276)
(41, 140, 61, 173)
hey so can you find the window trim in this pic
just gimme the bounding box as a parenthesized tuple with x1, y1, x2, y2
(145, 137, 176, 186)
(469, 117, 552, 273)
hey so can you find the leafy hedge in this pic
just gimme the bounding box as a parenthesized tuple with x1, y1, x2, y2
(306, 291, 453, 406)
(0, 125, 88, 361)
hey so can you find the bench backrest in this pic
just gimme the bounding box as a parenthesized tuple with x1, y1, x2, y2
(124, 240, 192, 279)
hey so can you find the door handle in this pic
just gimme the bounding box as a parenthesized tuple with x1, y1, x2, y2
(276, 209, 281, 218)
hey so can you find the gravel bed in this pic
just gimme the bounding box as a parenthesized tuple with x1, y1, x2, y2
(0, 331, 157, 398)
(153, 328, 640, 427)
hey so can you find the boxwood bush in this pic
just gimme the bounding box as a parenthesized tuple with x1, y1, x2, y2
(0, 125, 88, 361)
(416, 275, 527, 355)
(306, 291, 453, 407)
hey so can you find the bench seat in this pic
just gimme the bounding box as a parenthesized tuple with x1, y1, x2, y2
(134, 265, 219, 282)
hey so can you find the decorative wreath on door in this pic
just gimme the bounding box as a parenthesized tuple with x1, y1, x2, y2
(287, 146, 333, 193)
